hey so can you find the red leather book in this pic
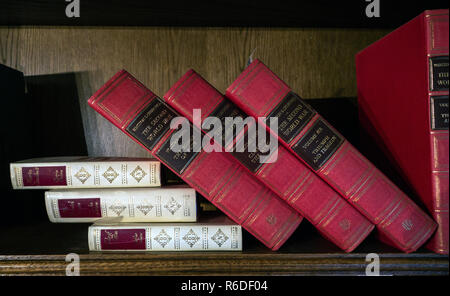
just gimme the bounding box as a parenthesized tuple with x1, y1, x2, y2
(88, 70, 302, 251)
(164, 70, 375, 252)
(356, 10, 449, 254)
(226, 59, 437, 253)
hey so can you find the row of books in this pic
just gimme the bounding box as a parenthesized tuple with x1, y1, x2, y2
(10, 9, 448, 254)
(10, 157, 242, 251)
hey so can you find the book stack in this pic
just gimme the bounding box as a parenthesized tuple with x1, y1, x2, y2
(10, 157, 243, 251)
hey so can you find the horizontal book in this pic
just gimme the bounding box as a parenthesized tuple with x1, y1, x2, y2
(88, 70, 302, 251)
(226, 59, 437, 253)
(10, 156, 161, 189)
(164, 69, 375, 252)
(45, 186, 196, 223)
(88, 215, 242, 251)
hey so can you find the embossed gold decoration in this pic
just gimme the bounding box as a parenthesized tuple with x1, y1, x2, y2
(266, 214, 277, 225)
(402, 219, 414, 231)
(103, 230, 119, 242)
(164, 197, 182, 215)
(108, 202, 127, 216)
(211, 229, 229, 247)
(130, 165, 147, 182)
(154, 229, 172, 248)
(339, 219, 351, 231)
(102, 166, 119, 183)
(136, 201, 154, 215)
(74, 167, 91, 184)
(182, 229, 200, 248)
(132, 232, 144, 243)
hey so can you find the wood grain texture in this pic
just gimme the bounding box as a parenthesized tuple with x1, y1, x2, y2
(0, 253, 447, 276)
(0, 26, 389, 157)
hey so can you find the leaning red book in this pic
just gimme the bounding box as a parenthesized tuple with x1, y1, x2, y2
(164, 69, 375, 252)
(88, 70, 302, 251)
(356, 9, 449, 254)
(226, 59, 437, 253)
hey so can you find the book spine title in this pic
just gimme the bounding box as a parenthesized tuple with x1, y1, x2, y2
(426, 11, 449, 253)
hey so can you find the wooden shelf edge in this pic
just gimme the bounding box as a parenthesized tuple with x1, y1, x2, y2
(0, 253, 447, 276)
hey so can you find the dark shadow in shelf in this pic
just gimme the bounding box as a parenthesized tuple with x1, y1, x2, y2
(1, 1, 448, 28)
(0, 69, 88, 226)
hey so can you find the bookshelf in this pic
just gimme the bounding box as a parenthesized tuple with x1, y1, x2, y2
(0, 26, 448, 276)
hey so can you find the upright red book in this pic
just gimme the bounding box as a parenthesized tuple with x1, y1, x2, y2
(226, 59, 437, 253)
(164, 69, 375, 252)
(88, 70, 302, 251)
(356, 10, 449, 254)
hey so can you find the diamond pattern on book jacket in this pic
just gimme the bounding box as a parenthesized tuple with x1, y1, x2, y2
(183, 229, 200, 248)
(164, 197, 182, 215)
(102, 166, 119, 183)
(211, 229, 229, 247)
(136, 201, 154, 215)
(154, 229, 172, 248)
(74, 167, 91, 184)
(130, 165, 147, 182)
(108, 202, 127, 216)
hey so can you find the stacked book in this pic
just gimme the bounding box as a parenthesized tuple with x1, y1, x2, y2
(10, 157, 243, 251)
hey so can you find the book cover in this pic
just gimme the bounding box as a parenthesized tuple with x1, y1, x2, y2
(164, 69, 374, 252)
(45, 186, 196, 223)
(10, 156, 161, 189)
(226, 59, 437, 253)
(88, 70, 302, 251)
(356, 9, 449, 254)
(88, 215, 242, 251)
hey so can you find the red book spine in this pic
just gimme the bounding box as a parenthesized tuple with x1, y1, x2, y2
(164, 70, 375, 252)
(100, 229, 147, 250)
(356, 10, 449, 254)
(427, 11, 449, 254)
(20, 166, 67, 186)
(226, 59, 437, 253)
(88, 70, 302, 251)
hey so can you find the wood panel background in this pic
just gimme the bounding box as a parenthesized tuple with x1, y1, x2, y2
(0, 27, 390, 157)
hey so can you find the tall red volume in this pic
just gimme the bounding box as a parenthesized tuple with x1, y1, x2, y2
(356, 10, 449, 254)
(226, 59, 437, 253)
(164, 70, 375, 252)
(88, 70, 302, 251)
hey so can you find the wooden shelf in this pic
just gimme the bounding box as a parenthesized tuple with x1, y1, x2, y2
(0, 220, 447, 276)
(1, 253, 447, 276)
